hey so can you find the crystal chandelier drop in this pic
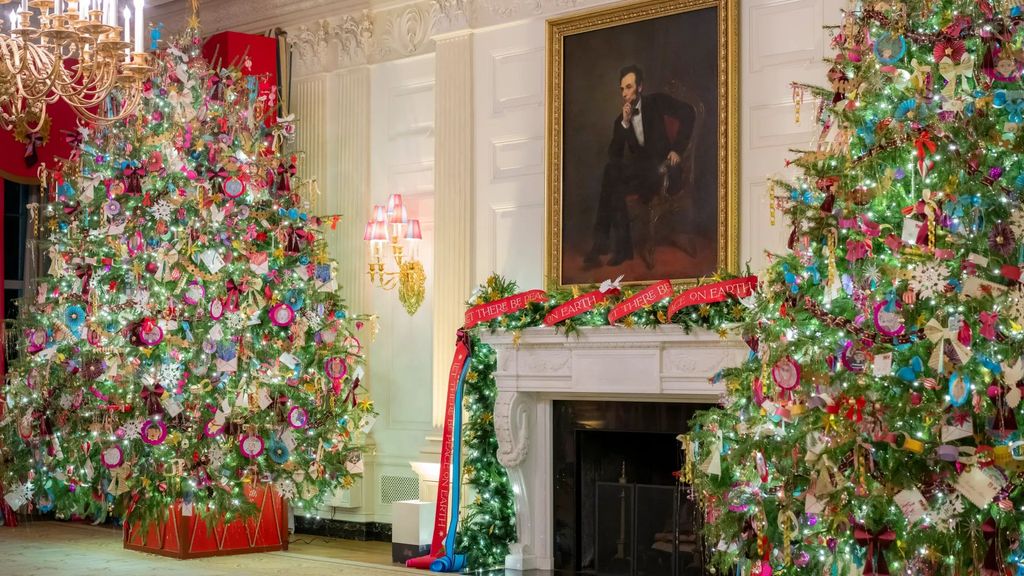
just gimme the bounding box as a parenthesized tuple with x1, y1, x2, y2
(0, 0, 151, 136)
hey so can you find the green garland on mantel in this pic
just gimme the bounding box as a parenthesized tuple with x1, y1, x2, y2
(455, 272, 746, 570)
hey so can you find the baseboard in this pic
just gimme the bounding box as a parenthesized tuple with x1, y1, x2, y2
(294, 517, 392, 542)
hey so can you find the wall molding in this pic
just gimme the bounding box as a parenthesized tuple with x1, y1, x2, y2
(290, 1, 443, 75)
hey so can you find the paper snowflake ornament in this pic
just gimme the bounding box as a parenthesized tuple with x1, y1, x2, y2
(274, 478, 297, 500)
(226, 312, 247, 330)
(303, 309, 323, 331)
(158, 363, 184, 388)
(208, 445, 226, 468)
(907, 261, 948, 299)
(120, 417, 146, 439)
(150, 200, 174, 220)
(4, 481, 33, 510)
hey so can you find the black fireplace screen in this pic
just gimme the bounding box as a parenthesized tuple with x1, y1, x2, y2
(553, 400, 709, 575)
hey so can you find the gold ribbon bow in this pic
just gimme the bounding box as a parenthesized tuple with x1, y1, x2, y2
(924, 318, 972, 372)
(938, 55, 974, 98)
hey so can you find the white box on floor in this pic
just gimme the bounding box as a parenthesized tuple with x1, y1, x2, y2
(392, 499, 433, 545)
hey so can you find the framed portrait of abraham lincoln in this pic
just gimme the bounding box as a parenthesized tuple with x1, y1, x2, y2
(546, 0, 739, 288)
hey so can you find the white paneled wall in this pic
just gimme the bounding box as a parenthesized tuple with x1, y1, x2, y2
(742, 0, 845, 274)
(365, 54, 438, 521)
(290, 0, 848, 526)
(472, 20, 545, 290)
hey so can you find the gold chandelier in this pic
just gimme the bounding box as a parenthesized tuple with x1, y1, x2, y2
(363, 193, 426, 315)
(0, 0, 151, 136)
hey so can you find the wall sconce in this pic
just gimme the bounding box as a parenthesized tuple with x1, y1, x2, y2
(364, 193, 425, 315)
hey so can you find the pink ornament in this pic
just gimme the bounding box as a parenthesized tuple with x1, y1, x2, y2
(910, 392, 923, 406)
(269, 303, 295, 327)
(239, 434, 265, 459)
(873, 301, 905, 337)
(101, 445, 124, 469)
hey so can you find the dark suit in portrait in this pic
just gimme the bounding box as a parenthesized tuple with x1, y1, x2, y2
(584, 82, 695, 269)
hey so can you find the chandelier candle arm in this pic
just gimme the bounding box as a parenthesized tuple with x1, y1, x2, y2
(0, 0, 149, 137)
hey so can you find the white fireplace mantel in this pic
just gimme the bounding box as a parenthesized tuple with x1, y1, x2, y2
(479, 326, 747, 571)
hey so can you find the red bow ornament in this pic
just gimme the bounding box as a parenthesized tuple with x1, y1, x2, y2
(853, 525, 895, 575)
(914, 131, 937, 178)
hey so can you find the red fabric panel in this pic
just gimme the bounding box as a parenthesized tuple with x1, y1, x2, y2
(0, 100, 77, 184)
(202, 31, 278, 110)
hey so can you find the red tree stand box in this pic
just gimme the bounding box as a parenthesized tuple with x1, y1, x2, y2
(123, 484, 288, 558)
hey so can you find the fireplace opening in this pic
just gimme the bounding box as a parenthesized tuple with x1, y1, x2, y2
(553, 400, 710, 575)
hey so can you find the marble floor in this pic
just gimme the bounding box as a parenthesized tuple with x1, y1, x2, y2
(0, 521, 556, 576)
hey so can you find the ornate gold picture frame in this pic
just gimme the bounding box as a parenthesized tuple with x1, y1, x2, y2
(546, 0, 739, 288)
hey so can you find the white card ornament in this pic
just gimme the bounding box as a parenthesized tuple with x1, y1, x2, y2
(359, 414, 377, 434)
(902, 218, 924, 244)
(279, 353, 299, 369)
(346, 452, 364, 474)
(216, 356, 238, 373)
(258, 388, 273, 410)
(956, 467, 1003, 509)
(107, 219, 126, 235)
(199, 249, 225, 274)
(968, 253, 990, 267)
(872, 352, 893, 377)
(963, 277, 1007, 297)
(162, 397, 184, 418)
(804, 492, 825, 515)
(181, 502, 194, 517)
(281, 428, 297, 451)
(805, 431, 827, 459)
(894, 488, 929, 524)
(942, 419, 974, 442)
(249, 252, 269, 275)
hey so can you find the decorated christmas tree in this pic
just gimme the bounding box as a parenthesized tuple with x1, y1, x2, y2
(692, 1, 1024, 574)
(0, 28, 375, 529)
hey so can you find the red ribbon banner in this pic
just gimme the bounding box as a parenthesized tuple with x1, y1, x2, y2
(543, 288, 619, 326)
(408, 330, 471, 569)
(666, 276, 758, 319)
(463, 289, 547, 329)
(607, 280, 673, 324)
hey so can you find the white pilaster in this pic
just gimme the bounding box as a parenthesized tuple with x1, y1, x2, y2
(431, 31, 474, 428)
(331, 67, 371, 313)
